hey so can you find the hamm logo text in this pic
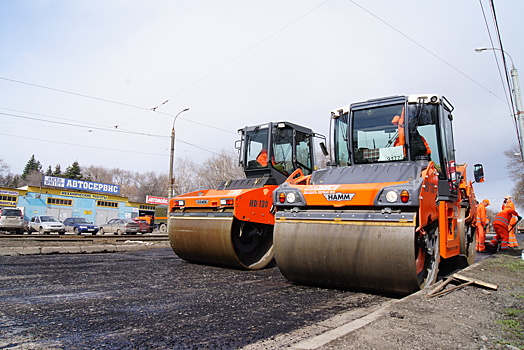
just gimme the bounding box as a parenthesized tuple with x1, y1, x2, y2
(323, 193, 355, 201)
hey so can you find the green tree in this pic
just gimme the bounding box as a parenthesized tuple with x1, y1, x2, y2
(45, 165, 53, 176)
(21, 155, 42, 180)
(63, 161, 83, 180)
(53, 164, 62, 177)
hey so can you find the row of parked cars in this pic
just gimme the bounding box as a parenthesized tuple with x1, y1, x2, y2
(0, 208, 152, 235)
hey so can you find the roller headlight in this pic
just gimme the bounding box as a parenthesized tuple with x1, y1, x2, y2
(286, 192, 296, 203)
(385, 190, 398, 203)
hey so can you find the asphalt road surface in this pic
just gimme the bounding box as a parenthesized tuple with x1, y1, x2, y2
(1, 248, 393, 349)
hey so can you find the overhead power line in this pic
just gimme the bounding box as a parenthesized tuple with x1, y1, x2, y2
(347, 0, 506, 104)
(0, 113, 223, 156)
(0, 76, 235, 135)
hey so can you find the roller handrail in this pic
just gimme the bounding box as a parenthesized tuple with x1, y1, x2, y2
(284, 168, 311, 185)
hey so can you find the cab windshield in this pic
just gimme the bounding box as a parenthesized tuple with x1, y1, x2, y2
(244, 125, 311, 176)
(352, 102, 438, 164)
(353, 104, 407, 163)
(245, 127, 270, 170)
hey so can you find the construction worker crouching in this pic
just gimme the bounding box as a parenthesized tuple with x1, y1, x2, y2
(488, 204, 521, 252)
(475, 199, 490, 252)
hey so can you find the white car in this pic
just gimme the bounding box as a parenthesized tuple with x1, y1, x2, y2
(28, 215, 66, 235)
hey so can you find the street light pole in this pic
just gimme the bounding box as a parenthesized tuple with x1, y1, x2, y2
(168, 107, 190, 206)
(476, 47, 524, 161)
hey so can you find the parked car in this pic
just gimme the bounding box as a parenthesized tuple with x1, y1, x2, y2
(99, 218, 139, 235)
(63, 217, 99, 235)
(28, 215, 66, 235)
(132, 218, 151, 233)
(0, 207, 26, 234)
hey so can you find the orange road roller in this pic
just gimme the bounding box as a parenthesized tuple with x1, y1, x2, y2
(272, 94, 484, 295)
(169, 122, 325, 270)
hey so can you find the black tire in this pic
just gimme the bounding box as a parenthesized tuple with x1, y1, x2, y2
(99, 228, 105, 235)
(74, 227, 80, 235)
(416, 225, 440, 290)
(115, 229, 121, 235)
(39, 227, 45, 235)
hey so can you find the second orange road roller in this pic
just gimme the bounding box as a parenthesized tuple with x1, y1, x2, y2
(272, 94, 485, 295)
(168, 121, 325, 270)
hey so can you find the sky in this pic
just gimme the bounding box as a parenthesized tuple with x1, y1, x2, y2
(0, 0, 522, 210)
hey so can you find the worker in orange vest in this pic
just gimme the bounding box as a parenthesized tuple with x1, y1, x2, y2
(391, 109, 431, 157)
(502, 195, 515, 210)
(488, 206, 521, 251)
(256, 148, 269, 167)
(508, 216, 519, 248)
(475, 199, 490, 252)
(502, 195, 519, 247)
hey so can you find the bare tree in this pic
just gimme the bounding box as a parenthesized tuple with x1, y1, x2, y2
(20, 171, 43, 187)
(504, 144, 524, 208)
(83, 165, 114, 184)
(173, 157, 204, 195)
(196, 150, 244, 189)
(133, 171, 168, 202)
(0, 159, 19, 187)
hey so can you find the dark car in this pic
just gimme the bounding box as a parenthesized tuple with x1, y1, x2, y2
(63, 217, 99, 235)
(132, 219, 151, 234)
(99, 218, 139, 235)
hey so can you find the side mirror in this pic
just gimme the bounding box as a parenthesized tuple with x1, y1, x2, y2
(319, 142, 329, 156)
(473, 163, 485, 183)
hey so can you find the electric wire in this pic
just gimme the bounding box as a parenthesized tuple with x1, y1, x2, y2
(0, 76, 235, 135)
(0, 131, 223, 158)
(347, 0, 506, 104)
(0, 112, 224, 156)
(489, 0, 522, 150)
(478, 0, 515, 119)
(121, 0, 332, 127)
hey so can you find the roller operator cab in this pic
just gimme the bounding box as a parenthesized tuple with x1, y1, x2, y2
(169, 121, 321, 270)
(273, 94, 485, 295)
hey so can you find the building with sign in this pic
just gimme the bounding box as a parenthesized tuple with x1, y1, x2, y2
(0, 176, 158, 227)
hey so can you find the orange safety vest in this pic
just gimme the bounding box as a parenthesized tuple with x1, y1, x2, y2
(493, 207, 519, 227)
(256, 149, 268, 167)
(476, 202, 488, 226)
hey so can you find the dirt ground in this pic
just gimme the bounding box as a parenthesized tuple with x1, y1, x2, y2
(318, 248, 524, 350)
(1, 237, 523, 349)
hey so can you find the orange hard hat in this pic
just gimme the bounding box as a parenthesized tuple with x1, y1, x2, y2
(482, 199, 490, 205)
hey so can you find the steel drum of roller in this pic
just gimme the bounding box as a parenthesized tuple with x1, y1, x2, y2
(273, 216, 439, 295)
(169, 211, 274, 270)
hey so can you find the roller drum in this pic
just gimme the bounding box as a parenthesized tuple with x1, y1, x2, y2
(274, 220, 425, 295)
(169, 215, 274, 270)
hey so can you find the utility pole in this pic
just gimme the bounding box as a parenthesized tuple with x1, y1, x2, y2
(168, 108, 190, 208)
(476, 47, 524, 161)
(510, 65, 524, 162)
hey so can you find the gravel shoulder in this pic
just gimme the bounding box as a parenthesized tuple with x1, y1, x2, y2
(316, 248, 524, 350)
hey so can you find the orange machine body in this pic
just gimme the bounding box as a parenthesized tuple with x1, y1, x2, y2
(170, 185, 276, 225)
